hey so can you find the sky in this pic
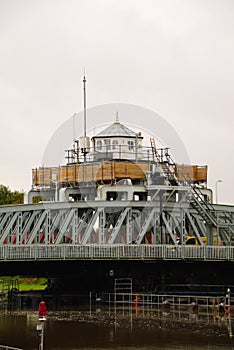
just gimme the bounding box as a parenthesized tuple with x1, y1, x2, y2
(0, 0, 233, 205)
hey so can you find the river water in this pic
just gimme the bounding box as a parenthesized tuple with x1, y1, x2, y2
(0, 306, 234, 350)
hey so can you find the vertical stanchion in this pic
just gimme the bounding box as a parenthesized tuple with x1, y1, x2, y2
(226, 288, 233, 338)
(89, 291, 92, 316)
(227, 288, 231, 312)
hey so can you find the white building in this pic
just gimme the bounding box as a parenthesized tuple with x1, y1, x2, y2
(91, 116, 143, 161)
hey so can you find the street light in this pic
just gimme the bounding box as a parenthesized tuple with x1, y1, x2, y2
(215, 180, 223, 204)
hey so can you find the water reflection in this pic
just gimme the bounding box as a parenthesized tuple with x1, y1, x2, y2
(0, 305, 234, 350)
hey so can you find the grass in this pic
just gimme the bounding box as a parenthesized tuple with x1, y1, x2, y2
(0, 277, 48, 291)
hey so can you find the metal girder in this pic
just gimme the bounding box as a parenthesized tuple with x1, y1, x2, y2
(0, 197, 232, 247)
(20, 211, 40, 243)
(81, 208, 102, 244)
(190, 195, 217, 227)
(162, 212, 178, 245)
(76, 209, 93, 243)
(166, 211, 185, 243)
(98, 210, 105, 244)
(150, 188, 160, 201)
(107, 207, 130, 244)
(54, 209, 76, 244)
(16, 212, 22, 244)
(44, 211, 51, 244)
(46, 209, 66, 242)
(126, 209, 133, 244)
(193, 213, 209, 242)
(193, 213, 207, 232)
(164, 188, 176, 202)
(27, 211, 48, 244)
(105, 212, 118, 232)
(132, 211, 142, 235)
(71, 209, 79, 243)
(219, 226, 231, 246)
(135, 208, 157, 244)
(0, 212, 18, 244)
(0, 213, 12, 232)
(180, 208, 186, 244)
(186, 211, 204, 245)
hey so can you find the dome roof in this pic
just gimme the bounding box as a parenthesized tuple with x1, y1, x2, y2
(93, 119, 142, 139)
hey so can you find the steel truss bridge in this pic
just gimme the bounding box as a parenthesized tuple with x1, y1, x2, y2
(0, 185, 234, 262)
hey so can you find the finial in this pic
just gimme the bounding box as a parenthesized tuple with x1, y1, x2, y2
(115, 111, 119, 123)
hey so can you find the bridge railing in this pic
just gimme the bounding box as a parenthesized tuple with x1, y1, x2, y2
(0, 244, 234, 261)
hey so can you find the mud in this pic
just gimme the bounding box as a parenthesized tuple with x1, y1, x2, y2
(1, 307, 234, 349)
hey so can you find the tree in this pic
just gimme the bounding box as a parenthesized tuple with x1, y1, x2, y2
(0, 185, 24, 205)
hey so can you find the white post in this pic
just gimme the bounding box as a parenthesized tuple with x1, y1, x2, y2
(215, 179, 223, 204)
(36, 322, 44, 350)
(40, 321, 44, 350)
(55, 181, 59, 202)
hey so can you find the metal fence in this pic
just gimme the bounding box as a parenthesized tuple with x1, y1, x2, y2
(98, 291, 233, 309)
(0, 244, 234, 262)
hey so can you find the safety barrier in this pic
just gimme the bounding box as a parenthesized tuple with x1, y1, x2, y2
(0, 244, 233, 262)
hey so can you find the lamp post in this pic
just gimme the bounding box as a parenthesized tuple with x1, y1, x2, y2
(215, 180, 223, 204)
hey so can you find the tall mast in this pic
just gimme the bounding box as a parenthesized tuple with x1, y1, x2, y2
(83, 69, 87, 137)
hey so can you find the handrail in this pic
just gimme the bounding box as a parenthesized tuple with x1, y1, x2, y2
(178, 171, 232, 224)
(0, 244, 233, 262)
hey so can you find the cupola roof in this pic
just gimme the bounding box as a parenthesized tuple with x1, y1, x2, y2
(93, 114, 143, 139)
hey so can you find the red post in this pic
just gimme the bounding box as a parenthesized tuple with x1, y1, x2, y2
(38, 301, 47, 350)
(39, 301, 47, 319)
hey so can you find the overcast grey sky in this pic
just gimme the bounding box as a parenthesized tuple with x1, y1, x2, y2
(0, 0, 233, 204)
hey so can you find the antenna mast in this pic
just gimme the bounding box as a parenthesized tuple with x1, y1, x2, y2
(83, 70, 87, 137)
(73, 113, 76, 141)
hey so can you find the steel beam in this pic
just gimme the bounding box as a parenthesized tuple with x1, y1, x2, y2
(108, 207, 130, 244)
(0, 213, 18, 244)
(135, 208, 157, 244)
(27, 211, 48, 244)
(54, 209, 76, 244)
(81, 209, 102, 244)
(186, 211, 204, 245)
(162, 212, 178, 245)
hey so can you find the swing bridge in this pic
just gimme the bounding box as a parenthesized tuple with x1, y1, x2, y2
(0, 114, 234, 293)
(0, 183, 233, 263)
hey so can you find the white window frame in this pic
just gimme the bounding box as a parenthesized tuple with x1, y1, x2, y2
(97, 140, 102, 151)
(104, 139, 111, 151)
(112, 140, 118, 150)
(128, 140, 134, 151)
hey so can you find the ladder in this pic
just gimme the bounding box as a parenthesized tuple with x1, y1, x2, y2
(150, 138, 177, 185)
(150, 137, 160, 162)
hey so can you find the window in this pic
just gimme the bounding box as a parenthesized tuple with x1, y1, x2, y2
(97, 140, 102, 151)
(128, 140, 134, 150)
(112, 140, 118, 150)
(104, 139, 111, 151)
